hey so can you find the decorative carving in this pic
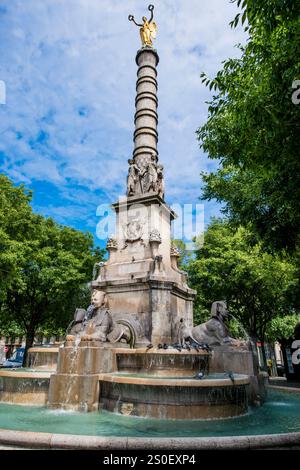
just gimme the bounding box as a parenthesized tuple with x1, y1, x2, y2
(92, 261, 105, 281)
(128, 4, 157, 48)
(122, 217, 145, 249)
(124, 218, 144, 242)
(126, 153, 164, 199)
(149, 229, 161, 259)
(157, 164, 164, 199)
(153, 254, 164, 275)
(149, 228, 161, 243)
(106, 237, 118, 250)
(170, 246, 180, 257)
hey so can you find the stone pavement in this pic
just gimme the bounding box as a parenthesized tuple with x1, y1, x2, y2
(268, 377, 300, 392)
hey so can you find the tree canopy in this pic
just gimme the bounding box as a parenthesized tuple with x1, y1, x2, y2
(197, 0, 300, 252)
(186, 220, 298, 340)
(266, 314, 300, 343)
(0, 174, 104, 355)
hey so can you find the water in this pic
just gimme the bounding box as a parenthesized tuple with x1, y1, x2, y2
(0, 368, 52, 373)
(109, 372, 248, 381)
(0, 390, 299, 437)
(228, 313, 250, 341)
(64, 336, 81, 405)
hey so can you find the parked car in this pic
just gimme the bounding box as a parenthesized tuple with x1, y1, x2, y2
(2, 347, 25, 368)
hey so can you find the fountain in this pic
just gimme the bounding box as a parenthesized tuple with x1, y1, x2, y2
(44, 6, 264, 418)
(3, 4, 298, 450)
(0, 5, 265, 419)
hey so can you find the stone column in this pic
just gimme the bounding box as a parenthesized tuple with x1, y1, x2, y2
(133, 47, 159, 170)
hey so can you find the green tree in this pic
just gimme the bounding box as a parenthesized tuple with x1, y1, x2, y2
(0, 175, 33, 298)
(187, 220, 298, 343)
(197, 0, 300, 252)
(0, 174, 105, 360)
(171, 239, 193, 267)
(266, 314, 300, 343)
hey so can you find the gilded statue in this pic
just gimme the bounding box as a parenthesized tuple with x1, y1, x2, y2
(128, 4, 157, 47)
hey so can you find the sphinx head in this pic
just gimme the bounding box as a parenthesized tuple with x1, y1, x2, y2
(211, 301, 228, 320)
(91, 290, 107, 309)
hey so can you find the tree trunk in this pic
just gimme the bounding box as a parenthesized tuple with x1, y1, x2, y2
(248, 335, 259, 372)
(260, 340, 268, 372)
(23, 325, 35, 366)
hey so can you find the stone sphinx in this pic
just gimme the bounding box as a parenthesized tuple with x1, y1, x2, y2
(190, 301, 244, 347)
(67, 290, 130, 344)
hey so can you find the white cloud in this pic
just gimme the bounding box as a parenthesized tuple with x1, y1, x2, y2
(0, 0, 245, 229)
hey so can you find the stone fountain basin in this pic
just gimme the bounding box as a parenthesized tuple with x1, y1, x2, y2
(114, 347, 210, 377)
(98, 372, 250, 420)
(98, 372, 249, 387)
(0, 368, 53, 406)
(26, 347, 59, 371)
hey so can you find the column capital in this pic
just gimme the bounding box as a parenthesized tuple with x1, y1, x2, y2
(136, 47, 159, 66)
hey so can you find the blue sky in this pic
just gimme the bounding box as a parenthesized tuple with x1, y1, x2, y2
(0, 0, 245, 247)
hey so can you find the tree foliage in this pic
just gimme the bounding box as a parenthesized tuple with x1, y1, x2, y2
(0, 175, 104, 354)
(266, 314, 300, 342)
(197, 0, 300, 251)
(186, 220, 298, 340)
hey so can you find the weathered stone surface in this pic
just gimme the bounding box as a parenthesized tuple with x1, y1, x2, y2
(0, 370, 51, 405)
(26, 347, 59, 370)
(0, 429, 300, 449)
(47, 342, 128, 411)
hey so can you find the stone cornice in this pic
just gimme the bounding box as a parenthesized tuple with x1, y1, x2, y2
(111, 194, 177, 220)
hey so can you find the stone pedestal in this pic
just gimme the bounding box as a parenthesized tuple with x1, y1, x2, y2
(92, 195, 195, 346)
(88, 47, 195, 345)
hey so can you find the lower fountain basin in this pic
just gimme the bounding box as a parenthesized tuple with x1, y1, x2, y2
(98, 372, 250, 420)
(0, 369, 52, 405)
(0, 390, 299, 445)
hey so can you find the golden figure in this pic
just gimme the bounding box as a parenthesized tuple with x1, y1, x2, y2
(128, 4, 157, 47)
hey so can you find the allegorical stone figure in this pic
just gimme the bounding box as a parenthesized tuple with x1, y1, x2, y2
(128, 4, 157, 47)
(127, 159, 142, 196)
(144, 153, 158, 193)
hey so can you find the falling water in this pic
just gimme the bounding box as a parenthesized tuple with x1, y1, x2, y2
(64, 336, 81, 406)
(228, 313, 250, 342)
(116, 352, 209, 376)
